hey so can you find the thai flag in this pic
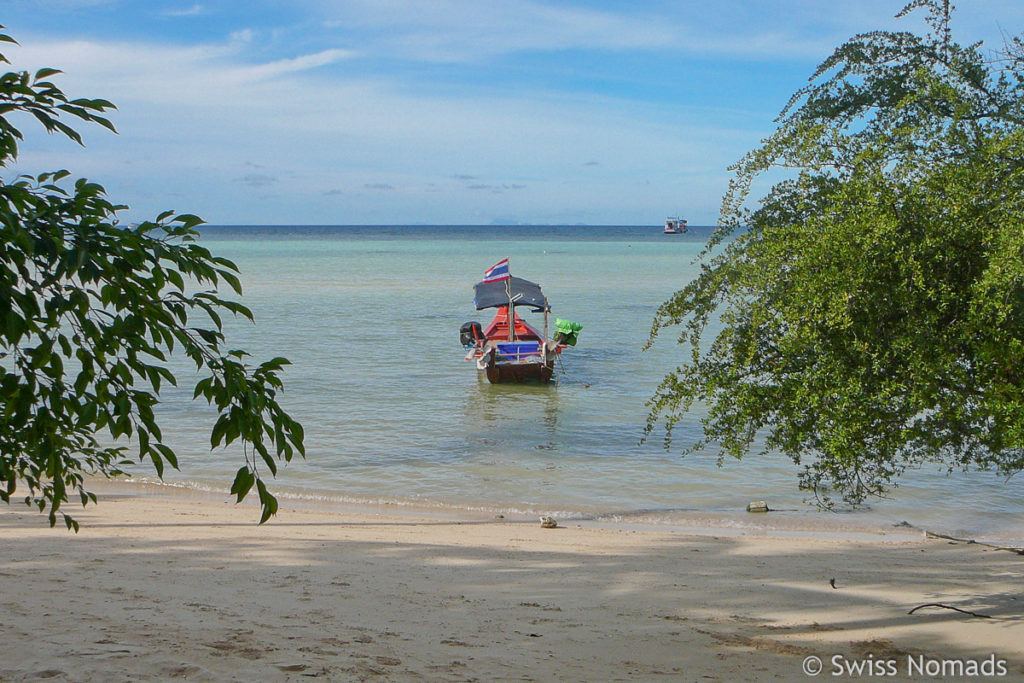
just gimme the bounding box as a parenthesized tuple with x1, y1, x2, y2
(482, 258, 510, 283)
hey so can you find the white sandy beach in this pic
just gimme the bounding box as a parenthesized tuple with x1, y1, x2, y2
(1, 483, 1021, 682)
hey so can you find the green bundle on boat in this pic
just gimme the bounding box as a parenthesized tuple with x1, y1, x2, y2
(554, 318, 583, 346)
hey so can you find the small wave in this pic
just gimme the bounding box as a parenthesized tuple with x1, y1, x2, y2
(103, 477, 927, 540)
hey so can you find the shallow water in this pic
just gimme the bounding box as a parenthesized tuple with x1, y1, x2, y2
(122, 225, 1023, 544)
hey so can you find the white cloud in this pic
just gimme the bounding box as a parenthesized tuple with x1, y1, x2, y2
(162, 4, 204, 18)
(239, 49, 354, 81)
(0, 31, 769, 223)
(315, 0, 813, 62)
(5, 39, 353, 103)
(311, 0, 1024, 63)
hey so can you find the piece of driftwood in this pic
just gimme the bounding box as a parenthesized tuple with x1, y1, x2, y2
(907, 603, 992, 619)
(893, 521, 1024, 556)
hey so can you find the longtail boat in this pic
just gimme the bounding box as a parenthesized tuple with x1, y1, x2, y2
(460, 263, 581, 384)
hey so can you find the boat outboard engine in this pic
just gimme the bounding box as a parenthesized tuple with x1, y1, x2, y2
(460, 321, 484, 347)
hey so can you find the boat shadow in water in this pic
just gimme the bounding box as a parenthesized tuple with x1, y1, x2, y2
(460, 373, 562, 435)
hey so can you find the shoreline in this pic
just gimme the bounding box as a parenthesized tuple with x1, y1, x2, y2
(2, 481, 1022, 681)
(107, 476, 1015, 547)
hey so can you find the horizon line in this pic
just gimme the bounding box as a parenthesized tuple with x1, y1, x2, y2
(195, 223, 715, 228)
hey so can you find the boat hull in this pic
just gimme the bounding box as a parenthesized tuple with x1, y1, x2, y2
(485, 360, 555, 384)
(483, 348, 555, 384)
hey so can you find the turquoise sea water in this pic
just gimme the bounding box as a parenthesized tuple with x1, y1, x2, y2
(129, 225, 1022, 543)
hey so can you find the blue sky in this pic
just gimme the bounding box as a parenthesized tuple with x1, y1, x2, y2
(2, 1, 1022, 225)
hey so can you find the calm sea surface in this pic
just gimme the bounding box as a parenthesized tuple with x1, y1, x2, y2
(126, 225, 1022, 543)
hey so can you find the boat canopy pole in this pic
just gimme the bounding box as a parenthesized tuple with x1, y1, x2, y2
(543, 304, 549, 348)
(506, 280, 518, 342)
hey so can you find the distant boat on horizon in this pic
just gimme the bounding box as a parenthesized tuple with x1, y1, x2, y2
(664, 216, 688, 234)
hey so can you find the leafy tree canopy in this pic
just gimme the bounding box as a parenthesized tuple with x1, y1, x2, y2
(646, 1, 1024, 506)
(0, 29, 304, 529)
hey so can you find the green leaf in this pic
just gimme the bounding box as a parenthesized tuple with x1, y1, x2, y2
(210, 414, 230, 449)
(229, 466, 255, 503)
(218, 270, 243, 295)
(154, 443, 179, 470)
(166, 269, 184, 291)
(173, 213, 205, 229)
(34, 67, 61, 81)
(255, 479, 278, 524)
